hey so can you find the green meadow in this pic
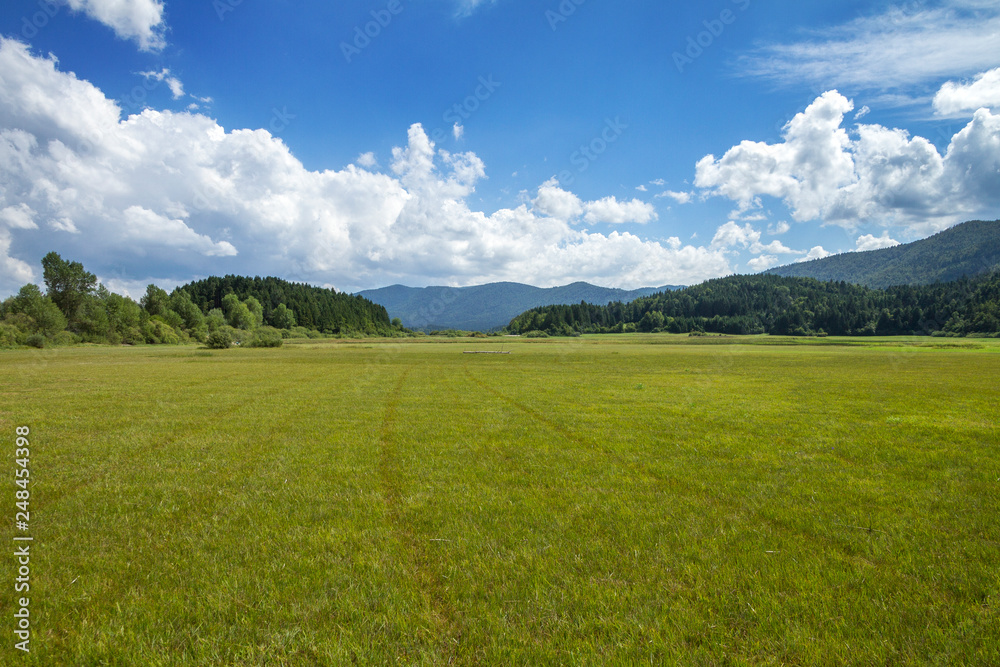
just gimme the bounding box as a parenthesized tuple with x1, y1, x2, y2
(2, 335, 999, 665)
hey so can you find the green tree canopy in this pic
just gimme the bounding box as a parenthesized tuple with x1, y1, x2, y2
(41, 251, 97, 321)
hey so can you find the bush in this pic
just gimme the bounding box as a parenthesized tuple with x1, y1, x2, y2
(143, 319, 181, 345)
(0, 323, 24, 347)
(206, 330, 232, 349)
(524, 330, 549, 338)
(25, 334, 46, 349)
(121, 326, 144, 345)
(50, 331, 79, 346)
(249, 326, 283, 348)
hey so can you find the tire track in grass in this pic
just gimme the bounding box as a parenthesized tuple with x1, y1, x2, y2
(378, 367, 463, 662)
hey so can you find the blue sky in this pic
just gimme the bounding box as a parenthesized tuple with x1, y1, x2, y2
(0, 0, 998, 297)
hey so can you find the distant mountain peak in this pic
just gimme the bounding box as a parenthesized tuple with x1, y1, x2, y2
(766, 219, 1000, 288)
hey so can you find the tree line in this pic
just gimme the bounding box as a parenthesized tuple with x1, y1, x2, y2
(0, 253, 402, 348)
(506, 272, 1000, 337)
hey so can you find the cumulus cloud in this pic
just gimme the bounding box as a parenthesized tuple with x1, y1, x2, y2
(767, 220, 791, 235)
(856, 231, 900, 252)
(797, 246, 832, 263)
(582, 196, 657, 225)
(934, 67, 1000, 116)
(0, 39, 732, 296)
(531, 178, 584, 221)
(356, 152, 378, 169)
(140, 68, 184, 99)
(65, 0, 167, 52)
(695, 90, 1000, 233)
(0, 204, 37, 230)
(711, 221, 798, 256)
(531, 182, 656, 226)
(656, 190, 693, 204)
(711, 221, 760, 250)
(748, 255, 779, 271)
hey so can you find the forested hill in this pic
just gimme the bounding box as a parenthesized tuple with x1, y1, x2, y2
(507, 272, 1000, 337)
(766, 219, 1000, 288)
(181, 275, 394, 334)
(358, 281, 679, 331)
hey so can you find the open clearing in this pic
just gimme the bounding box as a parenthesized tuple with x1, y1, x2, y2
(2, 335, 999, 665)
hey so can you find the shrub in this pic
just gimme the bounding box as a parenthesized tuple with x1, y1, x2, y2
(524, 330, 549, 338)
(143, 320, 181, 345)
(206, 330, 232, 349)
(26, 334, 46, 349)
(50, 331, 79, 346)
(249, 326, 283, 348)
(121, 326, 144, 345)
(0, 323, 23, 347)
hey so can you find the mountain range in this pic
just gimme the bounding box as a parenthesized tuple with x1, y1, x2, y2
(357, 282, 680, 331)
(766, 219, 1000, 288)
(360, 219, 999, 331)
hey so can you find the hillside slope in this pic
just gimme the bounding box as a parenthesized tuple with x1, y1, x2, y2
(358, 281, 679, 331)
(766, 219, 1000, 288)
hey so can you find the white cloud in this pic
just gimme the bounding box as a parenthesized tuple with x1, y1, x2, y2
(452, 123, 464, 140)
(65, 0, 167, 52)
(854, 105, 871, 120)
(796, 246, 832, 263)
(0, 39, 732, 296)
(934, 67, 1000, 116)
(711, 221, 797, 255)
(738, 1, 1000, 97)
(532, 182, 657, 225)
(356, 152, 378, 169)
(582, 197, 658, 225)
(454, 0, 496, 18)
(696, 90, 1000, 234)
(0, 204, 37, 230)
(650, 178, 666, 187)
(696, 91, 856, 224)
(748, 255, 779, 271)
(754, 240, 796, 255)
(856, 231, 900, 252)
(531, 178, 584, 221)
(767, 221, 791, 235)
(712, 221, 760, 250)
(635, 184, 647, 192)
(140, 69, 184, 100)
(0, 226, 35, 293)
(656, 190, 693, 204)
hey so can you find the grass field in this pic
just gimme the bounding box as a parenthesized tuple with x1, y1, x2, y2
(2, 335, 999, 665)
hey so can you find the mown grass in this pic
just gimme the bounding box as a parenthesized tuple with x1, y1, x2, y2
(2, 335, 998, 665)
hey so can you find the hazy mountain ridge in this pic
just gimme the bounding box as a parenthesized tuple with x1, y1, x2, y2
(765, 220, 1000, 288)
(358, 281, 681, 331)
